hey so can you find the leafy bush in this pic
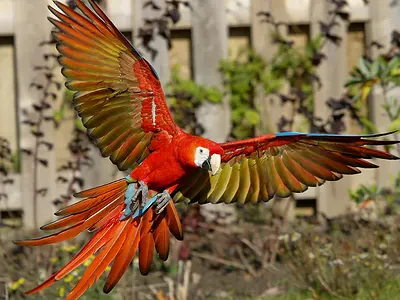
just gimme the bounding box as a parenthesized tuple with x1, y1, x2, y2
(346, 54, 400, 136)
(281, 218, 400, 298)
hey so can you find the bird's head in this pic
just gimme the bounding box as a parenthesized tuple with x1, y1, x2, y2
(179, 136, 223, 176)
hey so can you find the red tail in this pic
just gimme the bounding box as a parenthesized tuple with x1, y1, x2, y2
(15, 179, 183, 299)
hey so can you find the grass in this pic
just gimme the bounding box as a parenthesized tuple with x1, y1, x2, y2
(265, 276, 400, 300)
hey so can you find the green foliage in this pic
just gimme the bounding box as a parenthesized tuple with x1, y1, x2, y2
(0, 136, 21, 174)
(166, 66, 223, 134)
(266, 33, 322, 110)
(349, 171, 400, 210)
(346, 55, 400, 134)
(349, 183, 384, 204)
(220, 49, 265, 138)
(281, 221, 400, 299)
(263, 276, 400, 300)
(167, 35, 327, 139)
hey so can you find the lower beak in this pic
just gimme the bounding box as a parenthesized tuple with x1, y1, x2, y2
(201, 157, 212, 172)
(201, 154, 221, 176)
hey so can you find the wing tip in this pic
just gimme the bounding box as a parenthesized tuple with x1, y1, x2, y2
(12, 239, 24, 246)
(13, 239, 35, 247)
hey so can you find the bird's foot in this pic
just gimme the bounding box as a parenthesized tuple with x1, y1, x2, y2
(154, 190, 172, 214)
(122, 177, 151, 220)
(121, 176, 172, 220)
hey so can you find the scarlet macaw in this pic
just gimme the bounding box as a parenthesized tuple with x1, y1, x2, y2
(16, 1, 399, 299)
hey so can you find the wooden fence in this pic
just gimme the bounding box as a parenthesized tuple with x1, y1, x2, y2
(0, 0, 399, 228)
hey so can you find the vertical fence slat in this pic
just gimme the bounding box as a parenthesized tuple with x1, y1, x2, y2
(251, 0, 289, 135)
(191, 0, 230, 142)
(191, 0, 236, 221)
(0, 37, 17, 152)
(366, 0, 400, 187)
(15, 0, 56, 228)
(251, 0, 296, 219)
(310, 0, 354, 217)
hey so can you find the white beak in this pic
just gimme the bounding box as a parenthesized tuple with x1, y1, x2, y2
(210, 154, 221, 176)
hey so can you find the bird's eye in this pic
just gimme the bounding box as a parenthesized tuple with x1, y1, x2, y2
(199, 149, 203, 154)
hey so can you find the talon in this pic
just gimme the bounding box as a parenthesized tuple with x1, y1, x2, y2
(154, 190, 172, 214)
(121, 179, 150, 220)
(137, 180, 148, 213)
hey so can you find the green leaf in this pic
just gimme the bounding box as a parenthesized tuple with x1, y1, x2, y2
(344, 77, 365, 87)
(358, 57, 371, 78)
(244, 109, 260, 125)
(360, 116, 378, 133)
(388, 119, 400, 132)
(388, 55, 400, 70)
(360, 83, 373, 103)
(370, 59, 380, 77)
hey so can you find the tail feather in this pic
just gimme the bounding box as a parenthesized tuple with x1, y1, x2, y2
(55, 223, 116, 279)
(41, 193, 123, 231)
(16, 178, 183, 298)
(15, 222, 85, 246)
(56, 179, 127, 216)
(66, 220, 130, 300)
(103, 220, 141, 293)
(73, 178, 127, 199)
(87, 203, 123, 232)
(138, 209, 155, 275)
(82, 193, 125, 228)
(165, 201, 183, 240)
(40, 213, 89, 231)
(153, 215, 169, 261)
(25, 221, 115, 295)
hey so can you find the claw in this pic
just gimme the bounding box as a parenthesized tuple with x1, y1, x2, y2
(154, 190, 172, 214)
(137, 180, 148, 211)
(121, 179, 150, 220)
(121, 178, 172, 220)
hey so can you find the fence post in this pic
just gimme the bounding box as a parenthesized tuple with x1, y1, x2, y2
(251, 0, 289, 135)
(0, 37, 17, 153)
(190, 0, 237, 221)
(14, 0, 57, 228)
(191, 0, 230, 142)
(310, 0, 354, 217)
(366, 0, 400, 187)
(251, 0, 296, 219)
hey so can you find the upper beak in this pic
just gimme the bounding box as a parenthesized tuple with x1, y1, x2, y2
(201, 154, 221, 175)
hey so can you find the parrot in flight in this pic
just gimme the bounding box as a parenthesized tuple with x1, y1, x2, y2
(15, 0, 399, 299)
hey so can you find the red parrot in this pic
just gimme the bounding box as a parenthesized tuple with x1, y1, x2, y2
(15, 0, 399, 299)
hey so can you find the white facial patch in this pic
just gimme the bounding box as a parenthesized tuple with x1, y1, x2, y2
(194, 147, 210, 168)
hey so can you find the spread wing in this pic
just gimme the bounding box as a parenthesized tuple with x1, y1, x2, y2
(49, 0, 181, 171)
(172, 132, 399, 204)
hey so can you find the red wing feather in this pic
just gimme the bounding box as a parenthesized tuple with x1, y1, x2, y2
(50, 0, 181, 171)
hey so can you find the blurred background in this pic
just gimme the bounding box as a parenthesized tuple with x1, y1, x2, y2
(0, 0, 399, 299)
